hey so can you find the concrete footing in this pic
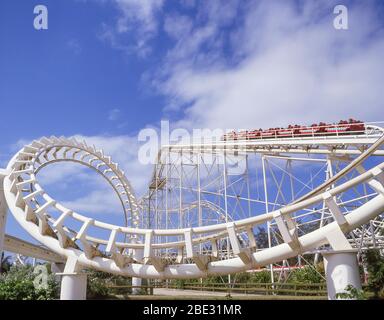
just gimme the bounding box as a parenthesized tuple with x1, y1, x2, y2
(132, 277, 142, 295)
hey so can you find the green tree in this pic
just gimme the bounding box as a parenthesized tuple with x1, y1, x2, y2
(363, 249, 384, 299)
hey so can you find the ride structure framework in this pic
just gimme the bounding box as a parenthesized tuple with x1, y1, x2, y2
(0, 121, 384, 300)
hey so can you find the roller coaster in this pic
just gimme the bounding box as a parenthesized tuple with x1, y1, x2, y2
(0, 120, 384, 299)
(222, 119, 366, 140)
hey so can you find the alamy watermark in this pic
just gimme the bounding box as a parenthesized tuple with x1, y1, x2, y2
(33, 5, 48, 30)
(333, 5, 349, 30)
(33, 264, 49, 290)
(32, 4, 348, 31)
(137, 121, 248, 175)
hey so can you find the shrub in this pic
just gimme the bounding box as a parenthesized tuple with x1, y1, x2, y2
(233, 272, 251, 283)
(288, 266, 325, 284)
(335, 285, 367, 300)
(249, 270, 271, 283)
(86, 270, 132, 299)
(0, 265, 58, 300)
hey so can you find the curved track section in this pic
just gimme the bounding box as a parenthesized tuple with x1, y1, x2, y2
(16, 136, 139, 227)
(3, 134, 384, 279)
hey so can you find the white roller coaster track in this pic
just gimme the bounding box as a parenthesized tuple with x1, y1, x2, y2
(1, 124, 384, 279)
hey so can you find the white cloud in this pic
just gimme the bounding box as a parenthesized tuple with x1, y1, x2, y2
(163, 13, 193, 40)
(153, 1, 384, 130)
(98, 1, 384, 129)
(38, 163, 125, 216)
(115, 0, 163, 33)
(100, 0, 164, 57)
(38, 162, 84, 187)
(62, 188, 122, 216)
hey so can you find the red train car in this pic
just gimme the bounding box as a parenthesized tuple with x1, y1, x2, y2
(222, 119, 365, 141)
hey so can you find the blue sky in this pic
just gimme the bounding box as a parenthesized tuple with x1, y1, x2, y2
(0, 1, 166, 141)
(1, 0, 384, 244)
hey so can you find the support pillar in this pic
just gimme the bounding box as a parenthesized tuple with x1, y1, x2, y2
(322, 250, 362, 300)
(132, 245, 143, 295)
(58, 257, 87, 300)
(132, 277, 142, 295)
(60, 273, 87, 300)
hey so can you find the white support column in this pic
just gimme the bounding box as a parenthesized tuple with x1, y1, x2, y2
(197, 153, 202, 254)
(222, 154, 231, 285)
(245, 155, 252, 218)
(261, 156, 274, 284)
(132, 242, 144, 295)
(0, 170, 8, 261)
(322, 250, 362, 300)
(132, 277, 142, 295)
(179, 150, 183, 229)
(59, 257, 87, 300)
